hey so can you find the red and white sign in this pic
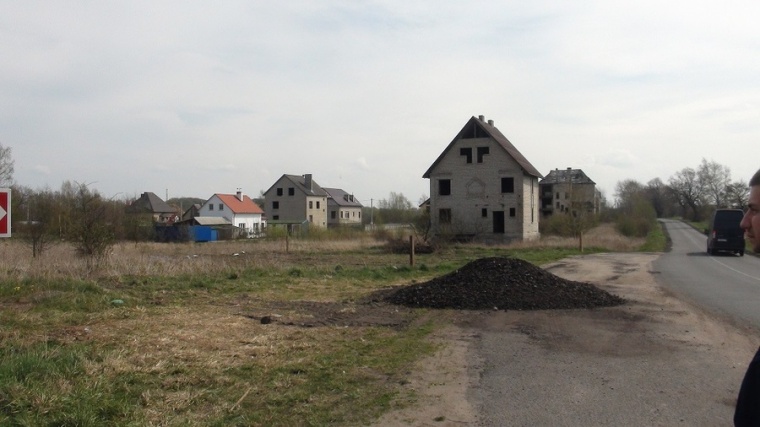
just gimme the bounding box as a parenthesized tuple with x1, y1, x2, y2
(0, 188, 10, 237)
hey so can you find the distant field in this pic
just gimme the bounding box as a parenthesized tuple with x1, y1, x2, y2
(0, 224, 654, 426)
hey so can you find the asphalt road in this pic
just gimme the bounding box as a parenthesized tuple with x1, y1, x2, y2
(654, 219, 760, 328)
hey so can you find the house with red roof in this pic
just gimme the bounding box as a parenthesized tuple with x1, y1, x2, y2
(198, 190, 265, 237)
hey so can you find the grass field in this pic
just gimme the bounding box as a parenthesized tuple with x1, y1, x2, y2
(0, 224, 654, 426)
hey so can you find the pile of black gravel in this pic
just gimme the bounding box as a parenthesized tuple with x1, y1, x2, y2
(383, 257, 625, 311)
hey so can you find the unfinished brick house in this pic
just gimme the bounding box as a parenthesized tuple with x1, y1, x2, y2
(539, 167, 601, 217)
(423, 115, 542, 242)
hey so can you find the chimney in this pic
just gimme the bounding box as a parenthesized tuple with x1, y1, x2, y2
(478, 115, 485, 122)
(488, 119, 494, 126)
(236, 188, 243, 201)
(304, 174, 313, 191)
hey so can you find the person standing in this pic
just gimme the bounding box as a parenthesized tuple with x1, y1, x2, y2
(734, 168, 760, 426)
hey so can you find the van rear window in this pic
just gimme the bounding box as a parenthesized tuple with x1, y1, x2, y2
(714, 211, 743, 227)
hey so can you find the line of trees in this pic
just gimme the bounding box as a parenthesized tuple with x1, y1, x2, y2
(613, 158, 749, 223)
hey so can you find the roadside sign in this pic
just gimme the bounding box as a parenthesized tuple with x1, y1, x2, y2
(0, 188, 10, 237)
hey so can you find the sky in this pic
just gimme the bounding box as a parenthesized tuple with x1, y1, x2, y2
(2, 1, 759, 206)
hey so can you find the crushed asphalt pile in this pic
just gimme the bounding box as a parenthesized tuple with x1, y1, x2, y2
(383, 257, 625, 311)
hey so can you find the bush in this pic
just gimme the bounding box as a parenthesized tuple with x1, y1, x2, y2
(615, 196, 657, 237)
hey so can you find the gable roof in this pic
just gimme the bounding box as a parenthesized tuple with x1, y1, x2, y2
(214, 194, 264, 214)
(323, 188, 363, 207)
(422, 116, 542, 179)
(264, 174, 328, 197)
(127, 192, 175, 214)
(540, 168, 596, 185)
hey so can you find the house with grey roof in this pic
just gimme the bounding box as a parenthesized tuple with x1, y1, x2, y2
(423, 115, 542, 242)
(126, 192, 178, 224)
(323, 188, 363, 227)
(539, 167, 601, 217)
(264, 174, 329, 230)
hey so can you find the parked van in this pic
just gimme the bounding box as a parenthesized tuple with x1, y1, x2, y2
(705, 209, 745, 256)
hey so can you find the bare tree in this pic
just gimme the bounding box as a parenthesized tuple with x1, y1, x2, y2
(697, 158, 731, 208)
(14, 186, 57, 257)
(668, 167, 704, 221)
(66, 182, 117, 267)
(725, 180, 750, 209)
(0, 143, 14, 187)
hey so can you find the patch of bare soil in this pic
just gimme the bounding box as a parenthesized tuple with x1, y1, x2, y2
(372, 253, 760, 426)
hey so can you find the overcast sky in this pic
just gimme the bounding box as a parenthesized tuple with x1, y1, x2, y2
(2, 1, 759, 206)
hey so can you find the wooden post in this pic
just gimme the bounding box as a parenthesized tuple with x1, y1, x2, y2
(286, 233, 289, 253)
(409, 235, 415, 267)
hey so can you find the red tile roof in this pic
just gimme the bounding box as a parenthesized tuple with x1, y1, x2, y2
(216, 194, 264, 214)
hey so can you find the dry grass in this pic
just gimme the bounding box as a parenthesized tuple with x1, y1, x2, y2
(0, 236, 388, 280)
(0, 223, 655, 425)
(505, 223, 646, 252)
(0, 224, 644, 281)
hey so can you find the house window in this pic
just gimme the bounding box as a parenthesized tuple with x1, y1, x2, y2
(460, 147, 472, 163)
(509, 208, 516, 217)
(316, 201, 320, 209)
(358, 211, 361, 219)
(272, 201, 279, 209)
(309, 201, 313, 209)
(439, 179, 451, 196)
(439, 208, 452, 224)
(288, 188, 295, 196)
(273, 215, 279, 220)
(277, 188, 283, 196)
(219, 204, 224, 210)
(501, 177, 514, 193)
(238, 223, 246, 229)
(477, 147, 489, 163)
(209, 204, 214, 211)
(481, 208, 487, 218)
(556, 192, 559, 199)
(309, 215, 313, 223)
(331, 211, 336, 219)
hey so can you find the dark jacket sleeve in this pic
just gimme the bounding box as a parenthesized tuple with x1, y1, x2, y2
(735, 346, 760, 426)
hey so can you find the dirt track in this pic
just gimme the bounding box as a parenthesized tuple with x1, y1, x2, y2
(372, 252, 760, 426)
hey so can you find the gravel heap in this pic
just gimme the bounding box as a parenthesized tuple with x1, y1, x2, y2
(384, 257, 625, 311)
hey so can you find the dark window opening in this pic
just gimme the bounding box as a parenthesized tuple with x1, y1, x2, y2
(272, 201, 279, 209)
(477, 147, 489, 163)
(461, 122, 490, 139)
(501, 177, 514, 193)
(439, 179, 451, 196)
(309, 201, 313, 209)
(439, 208, 452, 224)
(277, 188, 283, 196)
(460, 147, 472, 163)
(481, 208, 487, 218)
(288, 188, 295, 196)
(509, 208, 516, 217)
(273, 215, 279, 220)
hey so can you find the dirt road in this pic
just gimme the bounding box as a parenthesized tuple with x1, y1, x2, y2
(373, 253, 760, 426)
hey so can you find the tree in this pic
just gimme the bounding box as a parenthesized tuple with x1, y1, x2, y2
(66, 182, 118, 266)
(725, 180, 750, 209)
(614, 179, 645, 211)
(0, 143, 13, 187)
(697, 158, 731, 208)
(14, 186, 58, 257)
(668, 167, 704, 221)
(376, 192, 417, 224)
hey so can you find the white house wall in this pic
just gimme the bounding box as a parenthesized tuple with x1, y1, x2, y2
(200, 195, 263, 232)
